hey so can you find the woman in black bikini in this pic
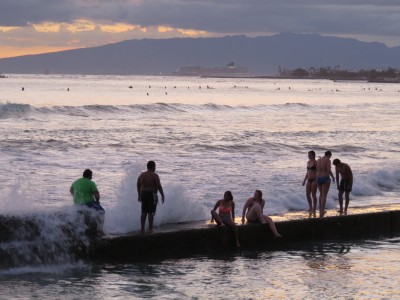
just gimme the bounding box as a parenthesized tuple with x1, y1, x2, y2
(302, 150, 317, 214)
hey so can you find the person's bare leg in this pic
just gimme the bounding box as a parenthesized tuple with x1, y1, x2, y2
(318, 184, 323, 216)
(253, 203, 265, 221)
(320, 182, 330, 217)
(311, 181, 318, 215)
(141, 213, 147, 233)
(211, 210, 224, 226)
(262, 215, 282, 238)
(148, 214, 154, 232)
(306, 181, 312, 211)
(344, 191, 350, 214)
(338, 190, 344, 214)
(225, 218, 240, 247)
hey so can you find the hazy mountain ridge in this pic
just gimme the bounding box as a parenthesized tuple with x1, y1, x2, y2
(1, 33, 399, 75)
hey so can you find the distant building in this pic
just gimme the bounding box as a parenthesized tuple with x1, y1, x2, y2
(175, 62, 249, 77)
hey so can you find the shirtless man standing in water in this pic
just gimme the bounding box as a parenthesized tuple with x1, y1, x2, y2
(333, 159, 353, 215)
(316, 151, 335, 217)
(137, 161, 165, 233)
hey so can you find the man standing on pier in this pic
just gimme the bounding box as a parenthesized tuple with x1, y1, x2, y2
(137, 161, 165, 233)
(333, 159, 353, 215)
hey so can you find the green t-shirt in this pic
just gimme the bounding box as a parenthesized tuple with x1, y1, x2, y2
(71, 177, 98, 205)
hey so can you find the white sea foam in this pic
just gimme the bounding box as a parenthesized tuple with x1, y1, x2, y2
(104, 161, 209, 234)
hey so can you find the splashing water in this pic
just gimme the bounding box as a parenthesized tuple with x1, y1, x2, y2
(104, 161, 209, 234)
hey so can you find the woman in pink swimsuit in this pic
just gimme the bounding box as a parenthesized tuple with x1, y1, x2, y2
(211, 191, 240, 247)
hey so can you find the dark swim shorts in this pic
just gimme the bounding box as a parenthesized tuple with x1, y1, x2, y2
(339, 179, 353, 192)
(86, 201, 105, 212)
(141, 191, 158, 214)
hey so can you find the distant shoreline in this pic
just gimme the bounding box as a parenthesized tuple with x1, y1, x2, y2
(1, 72, 399, 83)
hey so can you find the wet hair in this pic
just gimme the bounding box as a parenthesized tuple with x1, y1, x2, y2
(325, 151, 332, 157)
(83, 169, 92, 179)
(224, 191, 233, 201)
(308, 150, 316, 158)
(147, 160, 156, 170)
(255, 189, 263, 199)
(332, 158, 341, 166)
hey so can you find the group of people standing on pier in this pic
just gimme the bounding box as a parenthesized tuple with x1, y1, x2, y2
(69, 153, 352, 241)
(302, 151, 353, 218)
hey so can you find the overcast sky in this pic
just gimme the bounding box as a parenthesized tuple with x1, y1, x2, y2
(1, 0, 400, 58)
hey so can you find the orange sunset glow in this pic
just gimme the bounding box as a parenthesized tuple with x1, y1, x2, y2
(0, 20, 210, 59)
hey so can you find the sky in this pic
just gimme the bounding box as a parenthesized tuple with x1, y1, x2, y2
(1, 0, 400, 59)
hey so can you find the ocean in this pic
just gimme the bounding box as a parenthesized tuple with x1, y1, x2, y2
(0, 74, 399, 298)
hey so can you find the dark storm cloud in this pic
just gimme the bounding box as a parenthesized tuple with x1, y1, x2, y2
(1, 0, 400, 39)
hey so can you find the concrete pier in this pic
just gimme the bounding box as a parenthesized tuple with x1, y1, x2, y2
(0, 206, 399, 266)
(90, 208, 400, 262)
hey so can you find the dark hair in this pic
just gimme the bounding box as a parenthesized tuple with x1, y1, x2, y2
(308, 150, 316, 158)
(332, 158, 341, 166)
(255, 189, 263, 199)
(325, 151, 332, 157)
(83, 169, 92, 179)
(224, 191, 233, 201)
(147, 160, 156, 170)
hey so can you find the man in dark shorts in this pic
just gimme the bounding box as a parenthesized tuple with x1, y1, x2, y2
(137, 161, 165, 233)
(333, 159, 353, 215)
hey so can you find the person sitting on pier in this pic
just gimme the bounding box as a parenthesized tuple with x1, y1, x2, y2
(70, 169, 105, 235)
(210, 191, 240, 247)
(241, 190, 282, 238)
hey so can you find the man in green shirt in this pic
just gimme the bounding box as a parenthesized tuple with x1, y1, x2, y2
(70, 169, 100, 205)
(70, 169, 104, 235)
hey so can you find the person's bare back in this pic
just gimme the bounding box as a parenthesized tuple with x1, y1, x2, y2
(317, 156, 331, 177)
(138, 171, 161, 192)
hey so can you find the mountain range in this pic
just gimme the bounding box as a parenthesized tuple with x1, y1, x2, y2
(1, 33, 400, 76)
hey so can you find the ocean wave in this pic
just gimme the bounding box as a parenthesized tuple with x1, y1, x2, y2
(0, 102, 317, 119)
(282, 102, 311, 108)
(0, 103, 32, 118)
(0, 207, 94, 270)
(353, 167, 400, 197)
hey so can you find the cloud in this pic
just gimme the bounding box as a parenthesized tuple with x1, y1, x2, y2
(0, 19, 211, 50)
(1, 0, 400, 51)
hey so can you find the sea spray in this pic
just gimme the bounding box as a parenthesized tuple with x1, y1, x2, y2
(0, 207, 93, 270)
(104, 161, 209, 234)
(0, 177, 100, 270)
